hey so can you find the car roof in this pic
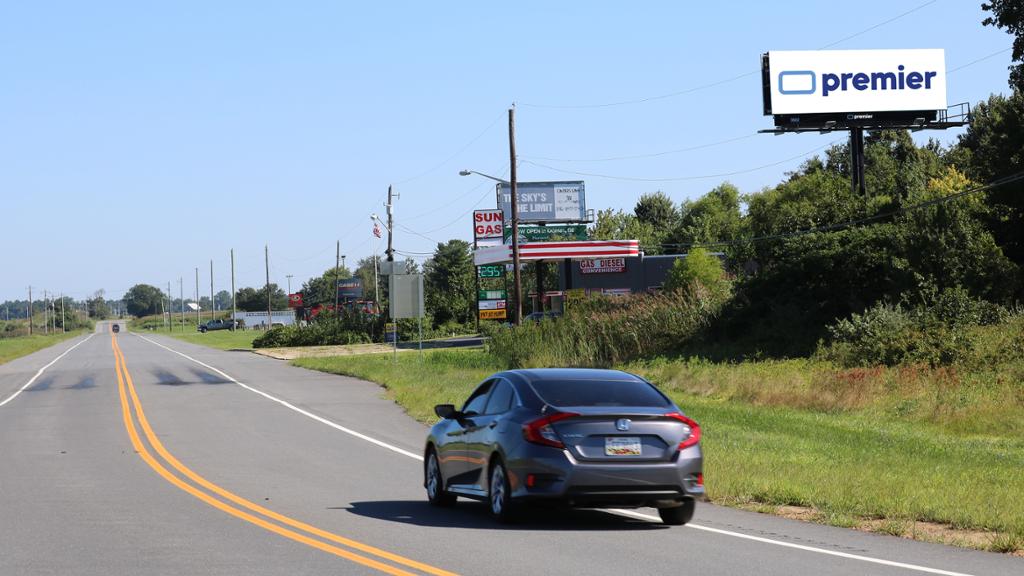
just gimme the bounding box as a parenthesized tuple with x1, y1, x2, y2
(498, 368, 642, 383)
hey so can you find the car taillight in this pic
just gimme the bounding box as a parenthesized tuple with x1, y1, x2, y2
(665, 412, 701, 450)
(522, 411, 578, 449)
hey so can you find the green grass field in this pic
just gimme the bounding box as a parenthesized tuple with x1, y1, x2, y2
(294, 348, 1023, 552)
(139, 325, 260, 350)
(0, 331, 88, 365)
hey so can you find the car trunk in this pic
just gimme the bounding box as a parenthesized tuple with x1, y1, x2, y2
(550, 407, 692, 463)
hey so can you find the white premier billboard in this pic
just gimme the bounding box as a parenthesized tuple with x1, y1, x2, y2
(767, 49, 946, 115)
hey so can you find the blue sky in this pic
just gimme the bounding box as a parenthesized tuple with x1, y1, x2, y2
(0, 1, 1015, 303)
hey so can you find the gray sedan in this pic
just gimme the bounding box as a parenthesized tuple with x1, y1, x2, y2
(423, 368, 704, 524)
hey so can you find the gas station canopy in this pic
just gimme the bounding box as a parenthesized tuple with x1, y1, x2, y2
(473, 240, 640, 266)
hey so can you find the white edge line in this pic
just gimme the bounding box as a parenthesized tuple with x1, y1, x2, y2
(609, 505, 976, 576)
(132, 333, 423, 461)
(0, 334, 95, 408)
(134, 333, 978, 576)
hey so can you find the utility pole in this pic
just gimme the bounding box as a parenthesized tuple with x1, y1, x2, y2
(195, 267, 201, 327)
(60, 293, 65, 333)
(43, 290, 48, 334)
(179, 277, 184, 332)
(28, 286, 32, 336)
(334, 241, 341, 312)
(230, 249, 237, 331)
(167, 282, 172, 331)
(265, 245, 272, 330)
(210, 260, 215, 316)
(508, 106, 522, 326)
(385, 185, 397, 262)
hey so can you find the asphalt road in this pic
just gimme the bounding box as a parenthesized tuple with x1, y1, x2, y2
(1, 323, 1020, 576)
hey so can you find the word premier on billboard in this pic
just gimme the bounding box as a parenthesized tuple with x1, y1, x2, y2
(763, 49, 947, 117)
(497, 181, 586, 223)
(473, 209, 504, 243)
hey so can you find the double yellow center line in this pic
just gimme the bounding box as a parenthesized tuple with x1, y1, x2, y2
(111, 335, 455, 576)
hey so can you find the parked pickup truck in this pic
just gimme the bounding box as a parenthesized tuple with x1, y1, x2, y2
(197, 319, 240, 333)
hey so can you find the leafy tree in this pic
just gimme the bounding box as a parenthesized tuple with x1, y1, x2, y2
(634, 191, 678, 232)
(355, 255, 383, 305)
(235, 284, 287, 311)
(671, 182, 743, 252)
(589, 209, 662, 254)
(214, 290, 232, 310)
(898, 166, 1019, 302)
(663, 247, 729, 298)
(423, 240, 475, 326)
(300, 265, 353, 307)
(983, 0, 1024, 91)
(123, 284, 166, 317)
(953, 91, 1024, 268)
(87, 290, 110, 319)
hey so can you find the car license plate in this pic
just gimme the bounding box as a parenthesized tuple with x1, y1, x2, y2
(605, 436, 641, 456)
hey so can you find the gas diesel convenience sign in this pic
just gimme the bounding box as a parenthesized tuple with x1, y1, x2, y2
(766, 49, 947, 115)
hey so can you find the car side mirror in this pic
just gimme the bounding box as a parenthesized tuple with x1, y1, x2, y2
(434, 404, 458, 419)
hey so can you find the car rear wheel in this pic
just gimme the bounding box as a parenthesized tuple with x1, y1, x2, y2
(424, 449, 456, 507)
(488, 459, 516, 522)
(658, 499, 696, 526)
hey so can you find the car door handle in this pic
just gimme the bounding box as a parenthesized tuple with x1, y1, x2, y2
(488, 421, 498, 429)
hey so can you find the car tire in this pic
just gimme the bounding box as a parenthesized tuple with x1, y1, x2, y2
(488, 458, 517, 523)
(658, 499, 696, 526)
(424, 449, 456, 507)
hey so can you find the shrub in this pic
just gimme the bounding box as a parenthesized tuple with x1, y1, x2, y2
(821, 287, 1013, 367)
(485, 286, 726, 368)
(252, 313, 373, 348)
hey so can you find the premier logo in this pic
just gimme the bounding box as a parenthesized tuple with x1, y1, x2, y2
(778, 65, 939, 97)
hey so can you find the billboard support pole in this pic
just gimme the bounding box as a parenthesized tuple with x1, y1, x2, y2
(850, 127, 866, 195)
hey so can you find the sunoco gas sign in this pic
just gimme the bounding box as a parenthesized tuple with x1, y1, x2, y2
(473, 209, 504, 244)
(765, 49, 946, 115)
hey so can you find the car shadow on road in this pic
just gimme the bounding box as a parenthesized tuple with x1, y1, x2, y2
(150, 368, 232, 386)
(340, 500, 668, 532)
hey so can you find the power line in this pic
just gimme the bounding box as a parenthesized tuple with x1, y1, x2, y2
(519, 0, 939, 110)
(522, 140, 840, 182)
(948, 46, 1013, 74)
(393, 111, 505, 185)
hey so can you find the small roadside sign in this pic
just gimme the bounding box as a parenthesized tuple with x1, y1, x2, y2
(478, 299, 506, 310)
(478, 289, 507, 300)
(480, 309, 507, 320)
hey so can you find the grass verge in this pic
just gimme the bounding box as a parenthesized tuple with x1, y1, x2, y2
(140, 325, 260, 350)
(293, 348, 1023, 553)
(0, 331, 88, 365)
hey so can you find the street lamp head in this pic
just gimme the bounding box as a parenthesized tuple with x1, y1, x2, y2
(458, 170, 471, 176)
(370, 213, 378, 221)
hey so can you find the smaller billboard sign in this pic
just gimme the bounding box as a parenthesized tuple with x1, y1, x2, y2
(478, 289, 507, 300)
(477, 264, 505, 278)
(337, 279, 363, 299)
(580, 257, 626, 274)
(473, 209, 504, 243)
(497, 181, 587, 223)
(478, 299, 507, 310)
(288, 293, 304, 308)
(480, 309, 507, 320)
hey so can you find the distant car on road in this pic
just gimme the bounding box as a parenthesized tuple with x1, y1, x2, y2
(423, 368, 703, 524)
(111, 323, 120, 333)
(197, 319, 239, 333)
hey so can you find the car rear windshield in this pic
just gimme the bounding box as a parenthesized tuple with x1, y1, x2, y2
(529, 378, 670, 408)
